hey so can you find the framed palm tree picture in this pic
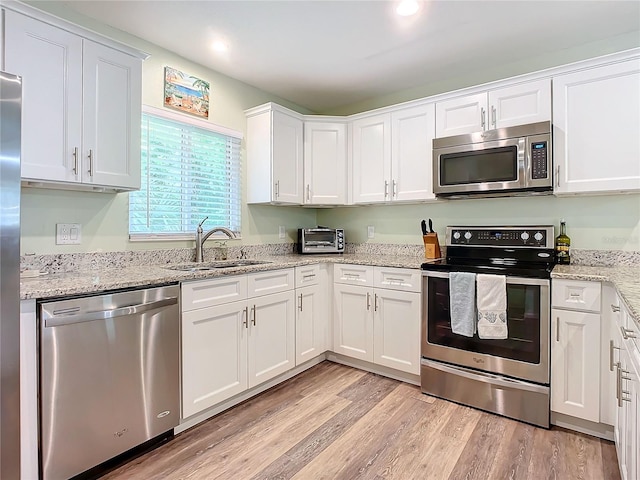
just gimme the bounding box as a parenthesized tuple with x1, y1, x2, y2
(164, 66, 210, 118)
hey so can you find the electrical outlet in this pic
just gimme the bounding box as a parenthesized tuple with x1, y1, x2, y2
(367, 225, 375, 239)
(56, 223, 82, 245)
(278, 225, 286, 239)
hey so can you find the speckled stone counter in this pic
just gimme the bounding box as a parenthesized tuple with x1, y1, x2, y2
(552, 264, 640, 328)
(20, 253, 426, 300)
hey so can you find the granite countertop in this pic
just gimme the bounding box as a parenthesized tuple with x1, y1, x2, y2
(552, 264, 640, 328)
(19, 253, 426, 301)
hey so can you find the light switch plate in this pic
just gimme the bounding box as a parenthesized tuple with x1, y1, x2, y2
(367, 225, 375, 239)
(56, 223, 82, 245)
(278, 225, 286, 239)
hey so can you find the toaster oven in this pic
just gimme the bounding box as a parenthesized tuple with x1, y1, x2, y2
(297, 227, 344, 254)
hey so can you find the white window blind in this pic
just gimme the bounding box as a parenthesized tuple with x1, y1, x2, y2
(129, 106, 242, 240)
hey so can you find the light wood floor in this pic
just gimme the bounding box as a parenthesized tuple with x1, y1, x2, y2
(102, 361, 620, 480)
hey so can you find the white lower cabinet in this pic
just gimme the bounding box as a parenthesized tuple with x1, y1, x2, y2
(551, 308, 601, 421)
(181, 269, 295, 418)
(248, 290, 296, 387)
(551, 279, 602, 422)
(333, 265, 420, 375)
(182, 301, 249, 418)
(296, 283, 325, 365)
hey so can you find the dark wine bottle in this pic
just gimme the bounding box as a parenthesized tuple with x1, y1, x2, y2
(555, 220, 571, 265)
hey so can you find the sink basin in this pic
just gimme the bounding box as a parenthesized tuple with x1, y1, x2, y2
(165, 259, 271, 272)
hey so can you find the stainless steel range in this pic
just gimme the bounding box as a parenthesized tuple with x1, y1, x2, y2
(421, 225, 554, 428)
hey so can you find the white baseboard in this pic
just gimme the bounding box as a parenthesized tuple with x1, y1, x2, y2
(326, 352, 420, 386)
(551, 412, 614, 441)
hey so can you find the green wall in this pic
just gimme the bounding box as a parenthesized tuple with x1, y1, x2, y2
(19, 2, 640, 255)
(317, 194, 640, 251)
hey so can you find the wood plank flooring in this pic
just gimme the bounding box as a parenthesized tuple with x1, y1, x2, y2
(102, 361, 620, 480)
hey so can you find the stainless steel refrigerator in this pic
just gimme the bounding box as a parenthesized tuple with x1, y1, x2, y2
(0, 71, 22, 479)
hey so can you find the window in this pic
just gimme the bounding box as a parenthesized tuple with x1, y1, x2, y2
(129, 106, 242, 240)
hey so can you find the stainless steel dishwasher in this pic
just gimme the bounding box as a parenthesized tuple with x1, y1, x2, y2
(39, 285, 180, 480)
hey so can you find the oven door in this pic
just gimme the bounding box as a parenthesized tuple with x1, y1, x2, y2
(421, 271, 550, 385)
(433, 137, 525, 196)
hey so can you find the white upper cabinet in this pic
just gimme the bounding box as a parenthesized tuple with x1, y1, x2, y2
(553, 58, 640, 194)
(352, 103, 435, 204)
(352, 113, 392, 203)
(4, 9, 144, 191)
(435, 79, 551, 137)
(303, 120, 347, 205)
(246, 103, 304, 204)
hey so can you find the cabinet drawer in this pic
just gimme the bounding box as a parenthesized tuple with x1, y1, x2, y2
(247, 268, 294, 297)
(552, 279, 601, 312)
(182, 275, 248, 312)
(374, 267, 421, 293)
(295, 264, 320, 288)
(334, 264, 373, 286)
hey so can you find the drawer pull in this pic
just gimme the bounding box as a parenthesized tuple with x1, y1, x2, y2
(303, 274, 316, 280)
(366, 292, 371, 311)
(386, 277, 405, 283)
(251, 305, 256, 326)
(569, 292, 581, 298)
(374, 293, 378, 312)
(611, 304, 621, 313)
(298, 293, 303, 312)
(243, 307, 249, 329)
(621, 326, 637, 339)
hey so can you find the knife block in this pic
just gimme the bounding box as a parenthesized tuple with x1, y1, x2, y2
(423, 233, 442, 259)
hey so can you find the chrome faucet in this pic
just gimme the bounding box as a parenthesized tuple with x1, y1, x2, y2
(195, 217, 237, 262)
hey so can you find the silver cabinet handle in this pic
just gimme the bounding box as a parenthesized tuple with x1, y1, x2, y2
(274, 181, 279, 198)
(481, 107, 486, 130)
(88, 149, 94, 176)
(392, 180, 397, 198)
(306, 184, 310, 202)
(555, 165, 560, 188)
(556, 317, 559, 342)
(620, 368, 633, 403)
(611, 304, 621, 313)
(610, 340, 620, 371)
(366, 292, 371, 310)
(303, 274, 316, 280)
(621, 326, 637, 339)
(243, 306, 249, 329)
(491, 105, 496, 127)
(617, 363, 623, 407)
(384, 181, 389, 198)
(72, 147, 79, 174)
(251, 305, 256, 326)
(374, 293, 378, 312)
(298, 293, 303, 312)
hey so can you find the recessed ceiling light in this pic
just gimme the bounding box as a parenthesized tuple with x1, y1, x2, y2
(212, 40, 228, 53)
(396, 0, 420, 16)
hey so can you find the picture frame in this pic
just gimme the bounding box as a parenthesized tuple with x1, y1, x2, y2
(163, 66, 210, 118)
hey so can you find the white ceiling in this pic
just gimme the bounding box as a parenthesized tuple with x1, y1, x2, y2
(58, 0, 640, 113)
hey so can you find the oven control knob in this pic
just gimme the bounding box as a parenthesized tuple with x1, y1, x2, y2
(534, 232, 544, 241)
(453, 231, 461, 240)
(521, 232, 530, 241)
(464, 231, 472, 240)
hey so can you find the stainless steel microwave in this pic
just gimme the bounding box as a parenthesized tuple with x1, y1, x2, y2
(297, 227, 344, 254)
(433, 121, 552, 197)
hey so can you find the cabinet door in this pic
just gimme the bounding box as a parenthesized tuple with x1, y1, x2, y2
(333, 283, 374, 362)
(181, 301, 248, 418)
(488, 79, 551, 129)
(373, 289, 420, 374)
(435, 92, 487, 137)
(391, 104, 435, 202)
(303, 121, 347, 205)
(295, 284, 327, 365)
(4, 11, 82, 183)
(553, 59, 640, 194)
(82, 40, 142, 190)
(352, 114, 391, 203)
(248, 290, 296, 387)
(272, 110, 303, 204)
(551, 308, 601, 421)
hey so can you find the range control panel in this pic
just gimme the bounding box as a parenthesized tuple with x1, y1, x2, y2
(446, 226, 554, 248)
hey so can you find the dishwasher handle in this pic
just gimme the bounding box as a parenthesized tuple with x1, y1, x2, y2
(43, 297, 178, 327)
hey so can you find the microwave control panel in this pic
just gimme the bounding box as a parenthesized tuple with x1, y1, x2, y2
(530, 141, 548, 179)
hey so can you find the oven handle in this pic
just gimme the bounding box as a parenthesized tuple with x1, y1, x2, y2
(421, 358, 549, 394)
(422, 271, 549, 287)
